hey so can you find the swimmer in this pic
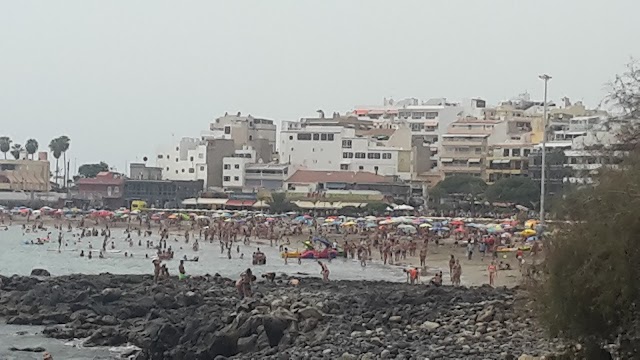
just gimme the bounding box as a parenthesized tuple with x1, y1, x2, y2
(178, 260, 189, 280)
(88, 251, 92, 259)
(80, 250, 84, 257)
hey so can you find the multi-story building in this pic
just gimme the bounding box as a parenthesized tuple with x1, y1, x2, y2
(76, 171, 126, 208)
(440, 133, 489, 178)
(156, 137, 208, 185)
(244, 163, 290, 191)
(124, 179, 203, 208)
(485, 143, 532, 183)
(0, 155, 50, 192)
(279, 122, 415, 179)
(222, 147, 256, 190)
(528, 141, 572, 196)
(204, 112, 277, 162)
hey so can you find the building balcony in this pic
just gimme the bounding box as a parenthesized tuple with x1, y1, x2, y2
(441, 140, 485, 147)
(485, 168, 526, 175)
(440, 165, 483, 173)
(440, 152, 484, 159)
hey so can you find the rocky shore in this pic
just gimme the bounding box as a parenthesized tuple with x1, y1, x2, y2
(0, 272, 565, 359)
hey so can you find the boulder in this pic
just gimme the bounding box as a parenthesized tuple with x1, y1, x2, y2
(101, 288, 122, 303)
(297, 307, 324, 320)
(420, 321, 441, 331)
(9, 346, 46, 352)
(237, 334, 258, 353)
(30, 269, 50, 277)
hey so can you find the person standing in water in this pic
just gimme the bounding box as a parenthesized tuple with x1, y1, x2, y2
(452, 259, 462, 286)
(318, 261, 330, 282)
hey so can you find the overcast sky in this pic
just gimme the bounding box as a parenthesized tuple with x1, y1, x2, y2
(1, 0, 639, 173)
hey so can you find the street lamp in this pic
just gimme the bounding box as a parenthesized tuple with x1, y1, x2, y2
(539, 74, 552, 226)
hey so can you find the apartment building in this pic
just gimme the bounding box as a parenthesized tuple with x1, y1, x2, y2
(485, 143, 532, 183)
(279, 122, 414, 179)
(222, 147, 256, 190)
(204, 112, 277, 162)
(156, 137, 208, 186)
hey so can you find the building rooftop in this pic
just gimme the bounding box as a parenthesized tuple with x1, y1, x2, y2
(287, 170, 392, 184)
(245, 163, 289, 170)
(77, 172, 125, 186)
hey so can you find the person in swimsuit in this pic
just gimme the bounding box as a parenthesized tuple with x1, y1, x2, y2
(152, 258, 161, 283)
(178, 260, 188, 280)
(452, 259, 462, 286)
(318, 261, 330, 282)
(448, 255, 456, 282)
(488, 260, 498, 286)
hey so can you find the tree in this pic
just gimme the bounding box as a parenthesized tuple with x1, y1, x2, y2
(57, 136, 70, 189)
(49, 138, 63, 187)
(267, 192, 294, 213)
(364, 201, 389, 215)
(434, 175, 488, 196)
(485, 177, 539, 206)
(78, 162, 109, 178)
(534, 63, 640, 357)
(25, 139, 38, 159)
(0, 136, 11, 159)
(10, 143, 22, 160)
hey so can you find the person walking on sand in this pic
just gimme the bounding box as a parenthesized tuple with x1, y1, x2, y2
(152, 257, 161, 283)
(318, 261, 330, 282)
(488, 260, 498, 286)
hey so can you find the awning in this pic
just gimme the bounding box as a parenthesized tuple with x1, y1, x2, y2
(337, 202, 365, 208)
(225, 200, 256, 207)
(293, 201, 316, 209)
(253, 200, 270, 208)
(492, 159, 510, 164)
(440, 158, 453, 163)
(198, 198, 228, 205)
(315, 201, 340, 209)
(468, 158, 481, 163)
(182, 198, 198, 205)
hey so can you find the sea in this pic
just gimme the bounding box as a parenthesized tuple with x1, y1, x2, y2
(0, 226, 408, 359)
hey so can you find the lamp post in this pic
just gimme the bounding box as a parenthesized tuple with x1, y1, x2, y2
(539, 74, 552, 226)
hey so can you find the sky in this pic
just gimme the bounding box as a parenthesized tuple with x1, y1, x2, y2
(1, 0, 639, 174)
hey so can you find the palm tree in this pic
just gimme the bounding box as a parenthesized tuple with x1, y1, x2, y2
(49, 138, 63, 187)
(57, 136, 70, 189)
(25, 139, 38, 159)
(0, 136, 11, 159)
(10, 143, 23, 160)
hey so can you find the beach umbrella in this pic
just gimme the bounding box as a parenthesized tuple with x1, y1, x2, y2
(31, 210, 41, 216)
(450, 220, 464, 226)
(454, 226, 465, 233)
(378, 219, 393, 225)
(398, 224, 417, 233)
(365, 222, 377, 228)
(342, 221, 356, 226)
(419, 223, 432, 228)
(525, 219, 538, 229)
(180, 213, 190, 220)
(168, 214, 178, 220)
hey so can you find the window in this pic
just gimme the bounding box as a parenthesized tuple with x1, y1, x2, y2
(175, 158, 178, 162)
(224, 126, 231, 135)
(523, 149, 531, 157)
(512, 149, 521, 157)
(425, 112, 438, 119)
(157, 154, 163, 159)
(358, 166, 364, 171)
(327, 134, 334, 141)
(342, 140, 352, 148)
(188, 168, 195, 173)
(340, 164, 349, 170)
(342, 152, 353, 159)
(223, 176, 230, 182)
(321, 133, 327, 141)
(249, 135, 253, 141)
(382, 153, 392, 159)
(190, 156, 194, 162)
(503, 149, 510, 157)
(234, 164, 240, 169)
(114, 186, 119, 194)
(224, 164, 231, 170)
(166, 167, 169, 171)
(200, 166, 205, 171)
(410, 123, 423, 131)
(355, 152, 366, 159)
(289, 135, 293, 140)
(176, 147, 179, 151)
(367, 153, 381, 159)
(297, 133, 312, 141)
(198, 153, 204, 159)
(313, 133, 320, 140)
(234, 176, 239, 181)
(175, 170, 178, 174)
(181, 169, 185, 173)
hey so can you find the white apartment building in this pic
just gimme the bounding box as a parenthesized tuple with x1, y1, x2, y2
(279, 122, 412, 179)
(156, 137, 208, 187)
(222, 147, 256, 189)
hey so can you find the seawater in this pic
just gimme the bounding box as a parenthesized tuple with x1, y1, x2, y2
(0, 226, 407, 358)
(0, 227, 407, 281)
